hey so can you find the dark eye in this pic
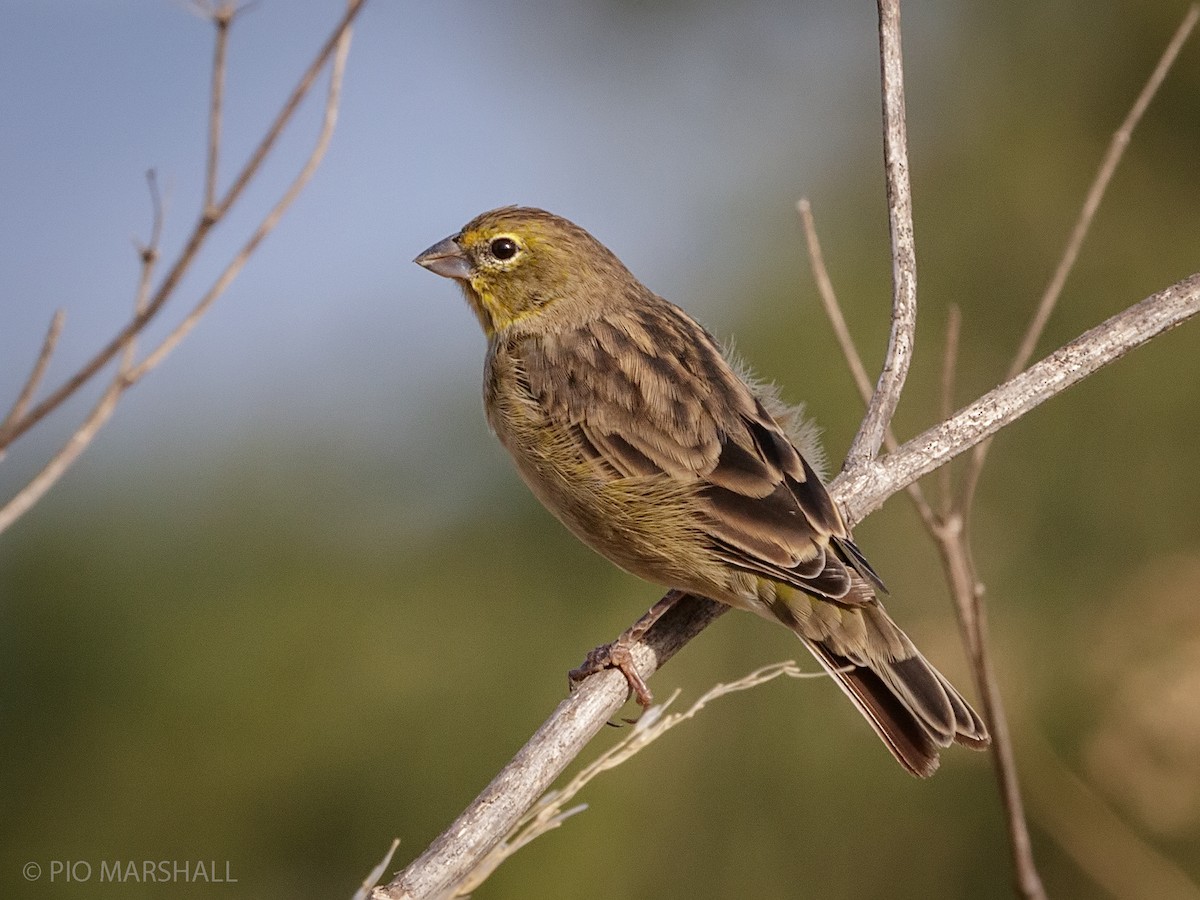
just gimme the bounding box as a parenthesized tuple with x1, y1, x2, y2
(490, 237, 518, 260)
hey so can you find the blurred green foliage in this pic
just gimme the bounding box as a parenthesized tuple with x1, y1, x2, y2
(4, 2, 1200, 898)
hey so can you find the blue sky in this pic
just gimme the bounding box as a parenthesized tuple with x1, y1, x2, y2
(0, 1, 928, 494)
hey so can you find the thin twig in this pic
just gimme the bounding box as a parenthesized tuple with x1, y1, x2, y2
(936, 14, 1197, 894)
(958, 3, 1199, 519)
(127, 13, 352, 383)
(0, 0, 368, 452)
(0, 203, 161, 533)
(836, 271, 1200, 525)
(209, 0, 362, 222)
(0, 2, 361, 538)
(797, 199, 874, 400)
(378, 596, 729, 900)
(0, 310, 65, 441)
(934, 518, 1043, 898)
(204, 3, 236, 213)
(797, 198, 936, 526)
(936, 306, 960, 517)
(845, 0, 918, 468)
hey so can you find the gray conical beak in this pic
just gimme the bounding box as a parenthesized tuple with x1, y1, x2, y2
(414, 236, 472, 280)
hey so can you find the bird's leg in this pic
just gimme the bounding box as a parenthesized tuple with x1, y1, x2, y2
(568, 590, 685, 709)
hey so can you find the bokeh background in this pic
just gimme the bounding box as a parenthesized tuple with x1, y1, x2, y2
(3, 1, 1200, 897)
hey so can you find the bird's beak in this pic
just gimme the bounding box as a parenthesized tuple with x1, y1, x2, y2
(414, 236, 472, 280)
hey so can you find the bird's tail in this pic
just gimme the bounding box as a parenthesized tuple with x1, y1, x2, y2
(797, 604, 990, 778)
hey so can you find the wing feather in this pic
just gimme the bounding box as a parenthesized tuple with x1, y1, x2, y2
(516, 301, 870, 604)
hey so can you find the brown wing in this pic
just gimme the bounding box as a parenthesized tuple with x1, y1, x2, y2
(516, 297, 881, 603)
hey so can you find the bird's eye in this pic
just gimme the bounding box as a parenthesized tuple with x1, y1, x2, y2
(490, 237, 519, 261)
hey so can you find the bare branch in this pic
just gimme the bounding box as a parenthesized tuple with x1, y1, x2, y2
(127, 11, 353, 384)
(958, 4, 1199, 517)
(376, 596, 728, 900)
(933, 515, 1044, 898)
(0, 0, 368, 452)
(455, 662, 824, 897)
(0, 173, 166, 533)
(838, 271, 1200, 524)
(797, 198, 874, 401)
(209, 0, 361, 222)
(845, 0, 918, 468)
(381, 271, 1200, 899)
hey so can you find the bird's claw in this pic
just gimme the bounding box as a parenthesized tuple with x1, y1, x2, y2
(569, 639, 654, 713)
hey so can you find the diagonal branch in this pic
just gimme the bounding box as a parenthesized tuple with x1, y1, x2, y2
(837, 271, 1200, 523)
(0, 2, 364, 538)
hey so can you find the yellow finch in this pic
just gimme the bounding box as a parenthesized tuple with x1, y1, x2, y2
(415, 206, 988, 777)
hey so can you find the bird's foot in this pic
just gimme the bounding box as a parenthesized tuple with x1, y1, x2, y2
(567, 590, 687, 714)
(569, 637, 654, 711)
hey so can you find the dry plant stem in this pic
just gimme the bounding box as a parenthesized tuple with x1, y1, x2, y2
(354, 839, 402, 900)
(384, 272, 1200, 900)
(0, 0, 368, 452)
(378, 596, 729, 900)
(939, 17, 1195, 894)
(846, 0, 918, 468)
(456, 662, 824, 897)
(796, 200, 874, 399)
(935, 518, 1044, 899)
(937, 306, 960, 516)
(958, 3, 1199, 518)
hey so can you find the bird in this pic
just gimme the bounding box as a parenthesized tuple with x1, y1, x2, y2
(414, 206, 989, 777)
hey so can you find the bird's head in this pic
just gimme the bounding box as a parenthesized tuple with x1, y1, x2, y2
(414, 206, 632, 337)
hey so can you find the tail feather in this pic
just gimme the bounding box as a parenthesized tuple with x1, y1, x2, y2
(802, 628, 990, 778)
